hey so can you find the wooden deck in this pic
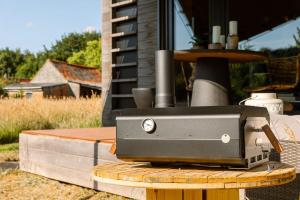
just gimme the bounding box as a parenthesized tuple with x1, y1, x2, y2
(19, 127, 146, 200)
(22, 127, 116, 143)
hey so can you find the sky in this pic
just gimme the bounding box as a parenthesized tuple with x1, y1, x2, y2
(0, 0, 101, 53)
(0, 0, 299, 53)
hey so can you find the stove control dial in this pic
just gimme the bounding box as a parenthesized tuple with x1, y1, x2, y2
(141, 118, 156, 133)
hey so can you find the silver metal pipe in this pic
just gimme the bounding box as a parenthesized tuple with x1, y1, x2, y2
(155, 50, 175, 108)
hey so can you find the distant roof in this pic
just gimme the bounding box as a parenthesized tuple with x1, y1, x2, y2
(50, 60, 101, 87)
(4, 83, 66, 90)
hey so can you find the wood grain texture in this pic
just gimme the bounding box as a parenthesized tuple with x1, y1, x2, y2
(22, 127, 116, 143)
(20, 133, 118, 162)
(93, 162, 296, 189)
(174, 49, 268, 63)
(19, 133, 145, 200)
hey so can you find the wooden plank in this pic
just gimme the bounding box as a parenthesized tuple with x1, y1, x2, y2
(207, 171, 244, 183)
(111, 46, 137, 53)
(19, 134, 29, 162)
(173, 170, 221, 183)
(266, 164, 296, 180)
(111, 15, 136, 23)
(119, 168, 170, 182)
(111, 0, 136, 8)
(111, 31, 136, 38)
(22, 127, 116, 142)
(93, 162, 295, 189)
(183, 190, 202, 200)
(174, 49, 267, 63)
(21, 160, 146, 200)
(143, 169, 179, 183)
(25, 148, 115, 172)
(207, 189, 239, 200)
(21, 134, 118, 161)
(112, 62, 137, 68)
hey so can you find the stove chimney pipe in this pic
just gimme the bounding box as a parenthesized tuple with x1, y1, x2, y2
(155, 50, 175, 108)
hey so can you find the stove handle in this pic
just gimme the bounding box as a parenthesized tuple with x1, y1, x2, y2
(262, 124, 284, 154)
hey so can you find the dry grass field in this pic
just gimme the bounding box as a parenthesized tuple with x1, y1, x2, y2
(0, 169, 129, 200)
(0, 96, 102, 144)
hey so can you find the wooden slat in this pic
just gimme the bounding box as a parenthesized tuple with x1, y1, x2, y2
(93, 162, 296, 189)
(111, 0, 136, 8)
(207, 189, 239, 200)
(207, 171, 244, 183)
(22, 127, 116, 143)
(174, 49, 268, 63)
(112, 62, 137, 68)
(173, 170, 220, 183)
(183, 190, 202, 200)
(20, 134, 117, 161)
(111, 46, 137, 53)
(111, 15, 136, 23)
(111, 31, 137, 38)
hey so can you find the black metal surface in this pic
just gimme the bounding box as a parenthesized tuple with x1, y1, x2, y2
(116, 106, 270, 166)
(158, 0, 174, 50)
(195, 58, 230, 91)
(117, 106, 269, 122)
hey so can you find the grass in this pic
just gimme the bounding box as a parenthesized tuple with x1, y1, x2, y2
(0, 169, 130, 200)
(0, 143, 18, 152)
(0, 96, 102, 144)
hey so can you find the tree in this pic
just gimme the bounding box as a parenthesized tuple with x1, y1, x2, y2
(293, 27, 300, 48)
(67, 40, 101, 68)
(48, 32, 101, 61)
(0, 48, 24, 78)
(14, 50, 50, 79)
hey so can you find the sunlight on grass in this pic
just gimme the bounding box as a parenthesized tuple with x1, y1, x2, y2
(0, 96, 102, 144)
(0, 143, 19, 152)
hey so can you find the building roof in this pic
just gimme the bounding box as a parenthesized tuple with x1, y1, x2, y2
(50, 60, 101, 88)
(4, 83, 66, 91)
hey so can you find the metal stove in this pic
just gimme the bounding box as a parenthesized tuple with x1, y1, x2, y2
(116, 106, 279, 168)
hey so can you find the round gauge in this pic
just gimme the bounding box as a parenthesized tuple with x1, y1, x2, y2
(141, 118, 156, 133)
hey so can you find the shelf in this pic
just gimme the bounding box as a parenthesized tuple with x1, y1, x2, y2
(112, 94, 134, 98)
(111, 31, 136, 38)
(112, 78, 137, 83)
(112, 62, 137, 68)
(111, 0, 136, 8)
(111, 46, 137, 53)
(111, 15, 136, 23)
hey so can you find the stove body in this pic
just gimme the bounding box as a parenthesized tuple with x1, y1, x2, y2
(116, 106, 271, 168)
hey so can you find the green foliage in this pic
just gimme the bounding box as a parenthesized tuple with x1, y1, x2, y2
(48, 32, 101, 61)
(189, 34, 209, 48)
(293, 27, 300, 47)
(0, 48, 24, 78)
(230, 63, 251, 103)
(260, 46, 300, 57)
(0, 143, 18, 152)
(67, 40, 101, 68)
(0, 31, 101, 80)
(15, 51, 44, 78)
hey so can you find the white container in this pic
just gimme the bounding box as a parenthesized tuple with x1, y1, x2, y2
(212, 26, 221, 43)
(244, 93, 283, 114)
(229, 21, 238, 36)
